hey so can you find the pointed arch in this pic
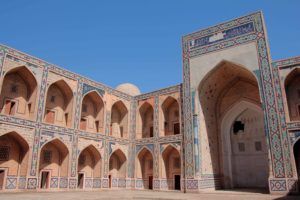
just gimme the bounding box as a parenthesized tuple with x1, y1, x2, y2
(44, 79, 74, 127)
(80, 90, 104, 133)
(161, 96, 180, 136)
(0, 66, 38, 120)
(109, 149, 127, 179)
(77, 144, 102, 188)
(136, 147, 154, 189)
(39, 138, 69, 188)
(197, 60, 268, 190)
(293, 137, 300, 181)
(138, 102, 154, 139)
(160, 144, 181, 190)
(220, 100, 268, 189)
(0, 131, 30, 181)
(78, 144, 102, 159)
(198, 60, 259, 91)
(111, 100, 128, 138)
(284, 68, 300, 121)
(136, 146, 153, 157)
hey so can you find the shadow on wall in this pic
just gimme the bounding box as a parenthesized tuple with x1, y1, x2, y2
(197, 61, 269, 190)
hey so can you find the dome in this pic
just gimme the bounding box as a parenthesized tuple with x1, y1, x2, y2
(116, 83, 141, 96)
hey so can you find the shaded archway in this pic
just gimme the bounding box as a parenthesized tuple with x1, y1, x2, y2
(0, 132, 29, 190)
(77, 145, 101, 189)
(161, 97, 180, 136)
(294, 139, 300, 183)
(136, 148, 153, 189)
(138, 102, 154, 138)
(161, 145, 181, 190)
(80, 91, 104, 133)
(221, 101, 268, 188)
(285, 68, 300, 121)
(109, 149, 127, 187)
(39, 139, 69, 189)
(111, 101, 128, 138)
(0, 66, 38, 120)
(198, 60, 268, 189)
(44, 80, 73, 128)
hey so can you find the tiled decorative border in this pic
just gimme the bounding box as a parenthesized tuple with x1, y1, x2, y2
(182, 11, 292, 192)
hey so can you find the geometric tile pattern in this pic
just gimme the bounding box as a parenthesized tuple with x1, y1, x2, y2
(0, 11, 298, 195)
(18, 177, 26, 189)
(269, 179, 287, 191)
(182, 12, 293, 193)
(93, 179, 101, 188)
(5, 177, 17, 189)
(50, 177, 59, 188)
(59, 177, 68, 188)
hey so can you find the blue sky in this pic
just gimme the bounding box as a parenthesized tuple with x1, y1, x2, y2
(0, 1, 299, 93)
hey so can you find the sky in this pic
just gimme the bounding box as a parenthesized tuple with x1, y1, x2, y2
(0, 0, 299, 93)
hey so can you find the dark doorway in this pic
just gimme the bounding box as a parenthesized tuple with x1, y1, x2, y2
(78, 173, 84, 189)
(148, 176, 153, 190)
(150, 126, 153, 137)
(294, 139, 300, 191)
(174, 123, 180, 135)
(40, 171, 49, 189)
(174, 175, 180, 190)
(0, 170, 5, 190)
(109, 175, 112, 188)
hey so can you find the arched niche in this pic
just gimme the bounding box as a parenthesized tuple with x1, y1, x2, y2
(161, 96, 180, 136)
(0, 66, 38, 120)
(293, 138, 300, 181)
(111, 100, 128, 138)
(137, 102, 154, 139)
(44, 80, 74, 128)
(39, 139, 69, 189)
(80, 91, 104, 133)
(109, 149, 127, 180)
(197, 60, 268, 189)
(77, 145, 101, 189)
(0, 131, 30, 189)
(161, 145, 181, 190)
(285, 68, 300, 121)
(136, 148, 153, 189)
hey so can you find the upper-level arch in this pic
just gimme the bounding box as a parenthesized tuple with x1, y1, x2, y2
(0, 66, 38, 120)
(111, 100, 128, 138)
(44, 79, 74, 128)
(80, 90, 104, 133)
(161, 96, 180, 136)
(137, 102, 154, 139)
(284, 68, 300, 121)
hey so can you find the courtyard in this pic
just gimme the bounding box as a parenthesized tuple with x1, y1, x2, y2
(0, 190, 298, 200)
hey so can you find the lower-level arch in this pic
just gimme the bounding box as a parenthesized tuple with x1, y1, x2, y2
(161, 145, 181, 190)
(77, 145, 101, 189)
(0, 132, 29, 190)
(39, 138, 69, 189)
(294, 138, 300, 187)
(109, 149, 127, 188)
(136, 147, 153, 189)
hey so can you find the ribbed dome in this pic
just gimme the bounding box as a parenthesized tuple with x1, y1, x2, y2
(116, 83, 141, 96)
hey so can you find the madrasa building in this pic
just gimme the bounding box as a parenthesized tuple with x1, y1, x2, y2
(0, 11, 299, 195)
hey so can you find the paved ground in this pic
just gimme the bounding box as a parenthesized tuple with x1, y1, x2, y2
(0, 189, 299, 200)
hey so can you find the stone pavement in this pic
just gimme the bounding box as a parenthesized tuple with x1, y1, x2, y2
(0, 190, 299, 200)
